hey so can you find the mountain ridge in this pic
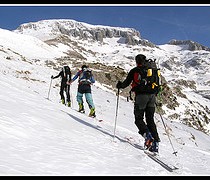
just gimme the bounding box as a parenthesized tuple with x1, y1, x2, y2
(1, 18, 209, 135)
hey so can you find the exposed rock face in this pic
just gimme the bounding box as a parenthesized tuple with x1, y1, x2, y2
(15, 19, 157, 47)
(169, 39, 210, 51)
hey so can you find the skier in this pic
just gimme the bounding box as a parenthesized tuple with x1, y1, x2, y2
(68, 65, 96, 117)
(51, 65, 72, 107)
(116, 54, 160, 153)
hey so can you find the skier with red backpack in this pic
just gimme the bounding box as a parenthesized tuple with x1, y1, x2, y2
(116, 54, 161, 153)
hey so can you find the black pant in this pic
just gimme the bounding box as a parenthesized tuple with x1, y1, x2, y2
(134, 94, 160, 142)
(60, 82, 70, 103)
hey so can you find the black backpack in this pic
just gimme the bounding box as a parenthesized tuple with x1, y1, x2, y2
(63, 66, 71, 80)
(131, 59, 161, 94)
(83, 68, 92, 80)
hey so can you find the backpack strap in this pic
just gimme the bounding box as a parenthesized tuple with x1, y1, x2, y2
(62, 67, 66, 77)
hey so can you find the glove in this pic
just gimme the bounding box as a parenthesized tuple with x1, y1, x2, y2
(51, 75, 54, 79)
(66, 81, 71, 85)
(116, 81, 122, 89)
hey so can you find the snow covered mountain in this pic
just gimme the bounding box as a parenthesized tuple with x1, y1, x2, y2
(0, 19, 210, 175)
(12, 19, 210, 135)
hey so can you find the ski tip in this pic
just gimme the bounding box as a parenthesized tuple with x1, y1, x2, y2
(92, 117, 103, 122)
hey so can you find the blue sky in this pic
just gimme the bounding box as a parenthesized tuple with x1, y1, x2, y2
(0, 4, 210, 47)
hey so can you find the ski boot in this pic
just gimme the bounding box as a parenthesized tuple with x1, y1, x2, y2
(67, 101, 71, 107)
(143, 131, 154, 150)
(89, 108, 96, 118)
(149, 140, 159, 154)
(78, 103, 85, 113)
(61, 99, 65, 105)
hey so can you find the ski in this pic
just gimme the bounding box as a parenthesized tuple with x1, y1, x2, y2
(88, 115, 103, 122)
(144, 150, 179, 172)
(125, 137, 179, 172)
(74, 108, 103, 122)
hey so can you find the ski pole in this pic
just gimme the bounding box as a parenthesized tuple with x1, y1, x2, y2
(70, 84, 74, 108)
(157, 108, 178, 156)
(47, 78, 53, 100)
(113, 88, 120, 141)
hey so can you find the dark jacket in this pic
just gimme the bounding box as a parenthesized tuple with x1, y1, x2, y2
(120, 64, 157, 95)
(53, 71, 71, 83)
